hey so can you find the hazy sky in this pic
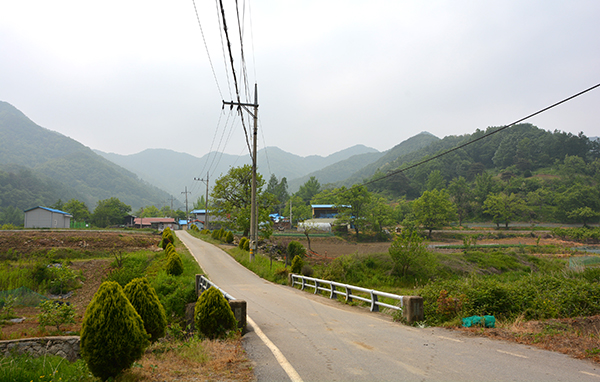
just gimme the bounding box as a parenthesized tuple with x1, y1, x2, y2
(1, 1, 599, 159)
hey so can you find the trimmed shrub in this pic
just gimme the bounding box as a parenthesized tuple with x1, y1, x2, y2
(165, 251, 184, 276)
(124, 277, 168, 342)
(239, 237, 248, 250)
(160, 227, 175, 249)
(194, 286, 237, 339)
(80, 281, 149, 381)
(291, 255, 304, 274)
(288, 241, 306, 259)
(225, 231, 234, 244)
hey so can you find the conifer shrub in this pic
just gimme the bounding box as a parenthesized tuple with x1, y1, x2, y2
(291, 255, 304, 274)
(165, 250, 184, 276)
(239, 237, 248, 250)
(194, 286, 237, 339)
(201, 228, 211, 235)
(80, 281, 149, 381)
(160, 227, 175, 249)
(124, 277, 168, 342)
(225, 231, 234, 243)
(288, 241, 306, 259)
(165, 242, 176, 256)
(243, 238, 250, 251)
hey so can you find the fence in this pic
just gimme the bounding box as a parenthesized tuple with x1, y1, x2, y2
(289, 274, 424, 324)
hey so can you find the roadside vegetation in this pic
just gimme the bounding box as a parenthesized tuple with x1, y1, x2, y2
(0, 229, 252, 381)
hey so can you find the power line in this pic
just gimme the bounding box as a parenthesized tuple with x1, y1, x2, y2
(191, 0, 223, 99)
(356, 82, 600, 190)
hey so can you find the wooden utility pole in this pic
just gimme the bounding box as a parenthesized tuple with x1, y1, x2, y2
(223, 83, 259, 261)
(194, 173, 210, 230)
(181, 187, 191, 224)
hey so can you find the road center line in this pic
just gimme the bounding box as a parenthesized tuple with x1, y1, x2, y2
(497, 349, 528, 358)
(247, 316, 303, 382)
(435, 335, 463, 342)
(581, 371, 600, 378)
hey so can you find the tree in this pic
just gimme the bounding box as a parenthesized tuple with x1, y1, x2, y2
(297, 176, 321, 205)
(285, 194, 312, 226)
(412, 189, 456, 238)
(266, 174, 289, 214)
(336, 185, 372, 241)
(193, 195, 206, 210)
(123, 277, 167, 342)
(367, 196, 394, 238)
(388, 230, 432, 278)
(210, 165, 276, 236)
(483, 192, 529, 229)
(567, 207, 600, 227)
(298, 220, 318, 251)
(80, 281, 149, 381)
(425, 170, 446, 191)
(448, 177, 471, 226)
(63, 199, 91, 222)
(194, 287, 237, 339)
(91, 197, 131, 228)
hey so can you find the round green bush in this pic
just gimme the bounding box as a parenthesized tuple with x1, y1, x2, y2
(124, 277, 168, 342)
(194, 286, 237, 339)
(243, 238, 250, 251)
(165, 251, 184, 276)
(291, 255, 304, 274)
(238, 237, 248, 250)
(225, 231, 234, 244)
(165, 242, 176, 256)
(80, 281, 149, 381)
(288, 241, 306, 259)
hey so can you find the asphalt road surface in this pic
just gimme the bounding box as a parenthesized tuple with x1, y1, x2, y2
(177, 231, 600, 382)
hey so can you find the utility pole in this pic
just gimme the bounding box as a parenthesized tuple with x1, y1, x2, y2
(181, 187, 191, 225)
(194, 173, 210, 230)
(223, 83, 258, 261)
(167, 196, 175, 211)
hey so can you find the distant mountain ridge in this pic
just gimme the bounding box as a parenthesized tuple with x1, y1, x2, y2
(95, 144, 380, 197)
(0, 101, 173, 212)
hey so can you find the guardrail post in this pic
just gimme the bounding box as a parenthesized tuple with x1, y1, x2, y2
(329, 282, 335, 299)
(314, 280, 319, 294)
(195, 274, 201, 296)
(301, 277, 306, 291)
(345, 286, 352, 302)
(370, 291, 379, 312)
(401, 296, 424, 324)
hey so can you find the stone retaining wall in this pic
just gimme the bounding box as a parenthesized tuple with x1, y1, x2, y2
(0, 336, 80, 362)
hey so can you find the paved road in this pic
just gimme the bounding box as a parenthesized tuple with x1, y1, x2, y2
(177, 231, 600, 382)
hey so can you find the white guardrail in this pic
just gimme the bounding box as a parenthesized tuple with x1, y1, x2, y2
(290, 274, 403, 313)
(196, 274, 236, 301)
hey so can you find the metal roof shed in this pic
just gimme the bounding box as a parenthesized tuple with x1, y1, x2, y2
(24, 206, 73, 228)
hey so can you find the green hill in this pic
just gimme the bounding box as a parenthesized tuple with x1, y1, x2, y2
(0, 101, 174, 223)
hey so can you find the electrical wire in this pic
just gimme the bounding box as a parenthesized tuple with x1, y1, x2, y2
(191, 0, 223, 99)
(360, 82, 600, 189)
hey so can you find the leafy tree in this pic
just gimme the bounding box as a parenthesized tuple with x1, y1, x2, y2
(298, 220, 318, 251)
(311, 188, 339, 205)
(91, 197, 131, 228)
(425, 170, 446, 191)
(63, 199, 90, 222)
(210, 165, 276, 236)
(51, 199, 64, 211)
(336, 185, 372, 241)
(37, 300, 76, 333)
(448, 176, 471, 226)
(285, 194, 312, 225)
(80, 281, 149, 381)
(389, 230, 435, 278)
(555, 183, 600, 222)
(567, 207, 600, 227)
(0, 205, 23, 226)
(483, 192, 529, 229)
(297, 176, 321, 205)
(412, 189, 456, 237)
(367, 196, 395, 238)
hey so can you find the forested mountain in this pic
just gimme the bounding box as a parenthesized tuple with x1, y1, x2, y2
(363, 124, 600, 199)
(0, 101, 173, 223)
(96, 144, 379, 197)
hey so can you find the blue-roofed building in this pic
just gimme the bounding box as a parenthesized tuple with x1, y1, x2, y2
(311, 204, 342, 219)
(24, 206, 73, 228)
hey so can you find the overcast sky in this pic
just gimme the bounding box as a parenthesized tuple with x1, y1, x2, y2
(1, 1, 599, 159)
